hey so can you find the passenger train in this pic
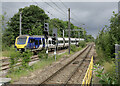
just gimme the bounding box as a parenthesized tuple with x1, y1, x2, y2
(15, 35, 84, 51)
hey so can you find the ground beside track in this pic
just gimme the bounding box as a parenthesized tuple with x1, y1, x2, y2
(13, 44, 95, 84)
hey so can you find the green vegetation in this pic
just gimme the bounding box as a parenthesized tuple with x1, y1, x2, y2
(9, 50, 33, 72)
(78, 41, 86, 48)
(2, 5, 49, 47)
(2, 45, 15, 57)
(38, 49, 48, 59)
(71, 45, 82, 53)
(95, 11, 120, 84)
(93, 64, 117, 84)
(96, 12, 120, 61)
(85, 35, 94, 42)
(21, 50, 33, 68)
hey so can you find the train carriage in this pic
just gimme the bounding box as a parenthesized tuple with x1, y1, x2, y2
(15, 35, 45, 51)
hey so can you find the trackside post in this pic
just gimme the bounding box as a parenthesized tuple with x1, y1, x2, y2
(115, 44, 120, 84)
(52, 28, 57, 61)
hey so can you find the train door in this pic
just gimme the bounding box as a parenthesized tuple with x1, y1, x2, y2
(42, 38, 45, 48)
(29, 38, 35, 49)
(35, 40, 39, 48)
(38, 39, 43, 49)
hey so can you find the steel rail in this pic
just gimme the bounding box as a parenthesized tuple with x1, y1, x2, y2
(64, 44, 93, 85)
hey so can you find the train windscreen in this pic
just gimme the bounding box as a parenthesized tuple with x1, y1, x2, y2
(17, 37, 27, 44)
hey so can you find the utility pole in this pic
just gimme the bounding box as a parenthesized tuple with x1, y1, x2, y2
(118, 1, 120, 16)
(20, 11, 22, 36)
(68, 8, 70, 54)
(63, 30, 64, 38)
(118, 1, 120, 21)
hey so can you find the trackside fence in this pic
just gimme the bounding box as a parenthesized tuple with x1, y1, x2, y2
(82, 56, 93, 85)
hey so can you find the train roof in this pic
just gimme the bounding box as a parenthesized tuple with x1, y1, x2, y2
(48, 37, 52, 40)
(71, 38, 76, 40)
(17, 35, 44, 38)
(64, 38, 69, 40)
(30, 35, 44, 38)
(17, 35, 29, 38)
(57, 37, 63, 40)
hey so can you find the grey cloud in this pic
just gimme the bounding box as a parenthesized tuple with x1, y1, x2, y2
(2, 2, 118, 38)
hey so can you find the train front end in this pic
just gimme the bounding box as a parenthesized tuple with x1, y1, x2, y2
(15, 35, 29, 51)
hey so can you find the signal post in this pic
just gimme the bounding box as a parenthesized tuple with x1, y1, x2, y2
(52, 29, 57, 61)
(44, 23, 49, 58)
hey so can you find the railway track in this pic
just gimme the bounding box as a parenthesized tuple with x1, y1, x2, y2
(39, 44, 93, 85)
(0, 48, 69, 77)
(0, 48, 68, 71)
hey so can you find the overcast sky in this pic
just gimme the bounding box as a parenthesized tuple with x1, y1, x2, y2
(2, 1, 119, 38)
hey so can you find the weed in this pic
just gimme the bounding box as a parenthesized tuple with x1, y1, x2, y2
(78, 41, 86, 48)
(93, 64, 117, 84)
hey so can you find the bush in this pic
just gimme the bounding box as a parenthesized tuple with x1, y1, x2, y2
(93, 64, 117, 84)
(21, 50, 33, 68)
(10, 50, 21, 71)
(9, 49, 33, 71)
(71, 45, 77, 52)
(78, 41, 86, 48)
(38, 49, 48, 59)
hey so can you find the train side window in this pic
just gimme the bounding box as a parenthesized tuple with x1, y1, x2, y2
(59, 40, 63, 43)
(35, 40, 38, 45)
(30, 39, 32, 43)
(30, 39, 35, 43)
(65, 41, 68, 43)
(49, 40, 51, 44)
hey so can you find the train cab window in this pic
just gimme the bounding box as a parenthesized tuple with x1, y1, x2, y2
(35, 40, 38, 45)
(17, 37, 27, 44)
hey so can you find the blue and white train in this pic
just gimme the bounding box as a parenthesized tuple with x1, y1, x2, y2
(15, 35, 84, 51)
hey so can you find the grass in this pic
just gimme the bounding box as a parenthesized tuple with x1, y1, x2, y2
(103, 61, 116, 77)
(2, 45, 15, 58)
(6, 46, 83, 82)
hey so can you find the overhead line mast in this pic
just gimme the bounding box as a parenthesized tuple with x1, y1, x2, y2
(68, 8, 71, 54)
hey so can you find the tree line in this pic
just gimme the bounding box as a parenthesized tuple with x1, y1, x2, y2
(2, 5, 94, 50)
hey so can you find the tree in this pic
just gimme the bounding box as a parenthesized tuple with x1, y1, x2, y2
(96, 12, 120, 59)
(2, 5, 49, 46)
